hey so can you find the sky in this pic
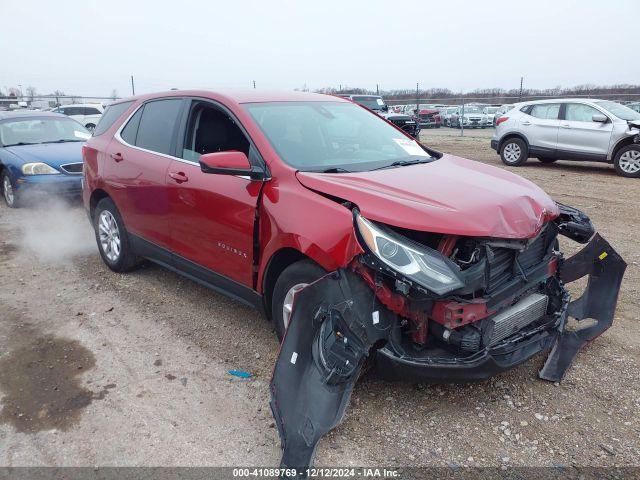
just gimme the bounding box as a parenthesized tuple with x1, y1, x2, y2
(1, 0, 638, 98)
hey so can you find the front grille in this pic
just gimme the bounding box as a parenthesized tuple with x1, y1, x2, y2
(60, 163, 83, 174)
(485, 293, 549, 346)
(486, 226, 553, 293)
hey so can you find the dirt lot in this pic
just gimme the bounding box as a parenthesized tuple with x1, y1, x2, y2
(0, 133, 638, 470)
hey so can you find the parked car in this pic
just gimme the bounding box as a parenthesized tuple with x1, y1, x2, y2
(416, 108, 442, 128)
(482, 105, 501, 126)
(491, 98, 640, 177)
(450, 105, 489, 128)
(0, 111, 89, 207)
(492, 104, 518, 125)
(442, 106, 460, 127)
(83, 89, 624, 471)
(339, 94, 420, 138)
(52, 103, 104, 133)
(627, 102, 640, 113)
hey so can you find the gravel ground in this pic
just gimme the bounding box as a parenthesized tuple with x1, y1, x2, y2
(0, 133, 638, 470)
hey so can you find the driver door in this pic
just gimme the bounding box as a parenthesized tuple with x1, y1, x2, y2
(167, 99, 262, 287)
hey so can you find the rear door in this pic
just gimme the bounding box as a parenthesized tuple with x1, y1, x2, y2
(556, 103, 613, 158)
(104, 97, 184, 249)
(521, 103, 561, 152)
(166, 98, 263, 287)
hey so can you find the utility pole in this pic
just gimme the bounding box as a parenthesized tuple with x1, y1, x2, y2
(416, 82, 419, 112)
(339, 84, 342, 92)
(130, 75, 135, 96)
(253, 80, 256, 89)
(376, 84, 379, 95)
(519, 77, 523, 101)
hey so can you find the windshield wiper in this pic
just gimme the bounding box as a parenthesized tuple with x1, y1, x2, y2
(316, 167, 352, 173)
(3, 142, 37, 147)
(372, 158, 432, 171)
(42, 139, 84, 144)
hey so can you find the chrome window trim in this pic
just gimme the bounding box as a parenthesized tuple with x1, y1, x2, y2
(112, 97, 267, 179)
(113, 99, 200, 167)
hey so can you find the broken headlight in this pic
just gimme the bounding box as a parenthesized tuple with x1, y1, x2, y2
(356, 214, 464, 295)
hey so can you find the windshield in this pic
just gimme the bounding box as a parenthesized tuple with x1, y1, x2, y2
(244, 101, 433, 172)
(351, 96, 385, 111)
(462, 106, 482, 114)
(0, 117, 90, 146)
(595, 101, 640, 121)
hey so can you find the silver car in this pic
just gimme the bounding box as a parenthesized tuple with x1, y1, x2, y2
(491, 99, 640, 177)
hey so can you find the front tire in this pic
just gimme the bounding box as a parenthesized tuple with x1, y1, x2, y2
(85, 123, 96, 133)
(271, 260, 326, 341)
(93, 197, 140, 272)
(500, 138, 528, 166)
(1, 171, 20, 208)
(614, 145, 640, 178)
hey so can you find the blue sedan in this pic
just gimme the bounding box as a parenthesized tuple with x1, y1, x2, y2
(0, 111, 90, 208)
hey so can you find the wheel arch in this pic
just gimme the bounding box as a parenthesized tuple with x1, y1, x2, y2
(261, 247, 329, 321)
(498, 132, 530, 152)
(89, 188, 111, 219)
(610, 136, 638, 162)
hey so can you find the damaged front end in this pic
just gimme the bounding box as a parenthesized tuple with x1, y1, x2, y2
(270, 203, 625, 473)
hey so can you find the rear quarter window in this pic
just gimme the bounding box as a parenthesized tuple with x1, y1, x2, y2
(93, 101, 134, 137)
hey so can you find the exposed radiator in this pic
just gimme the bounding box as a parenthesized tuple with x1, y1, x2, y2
(485, 293, 549, 346)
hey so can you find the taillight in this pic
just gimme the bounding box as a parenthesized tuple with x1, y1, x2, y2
(496, 116, 509, 126)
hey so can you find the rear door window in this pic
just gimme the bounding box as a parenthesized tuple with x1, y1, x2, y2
(134, 99, 183, 155)
(93, 101, 133, 137)
(529, 104, 561, 120)
(84, 107, 102, 115)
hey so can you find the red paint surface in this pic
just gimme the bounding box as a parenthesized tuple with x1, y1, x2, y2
(83, 89, 561, 301)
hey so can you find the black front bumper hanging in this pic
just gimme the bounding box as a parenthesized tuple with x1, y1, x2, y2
(539, 233, 627, 381)
(270, 233, 626, 474)
(270, 270, 395, 476)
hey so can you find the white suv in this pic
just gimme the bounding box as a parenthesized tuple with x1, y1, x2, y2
(52, 103, 104, 133)
(491, 99, 640, 177)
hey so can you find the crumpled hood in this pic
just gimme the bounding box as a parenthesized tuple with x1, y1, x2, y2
(5, 142, 84, 170)
(296, 154, 560, 239)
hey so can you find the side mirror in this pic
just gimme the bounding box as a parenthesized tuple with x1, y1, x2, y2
(592, 114, 608, 123)
(199, 151, 266, 181)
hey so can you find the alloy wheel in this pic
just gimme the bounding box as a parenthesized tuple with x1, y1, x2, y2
(98, 210, 121, 262)
(282, 283, 308, 330)
(2, 175, 14, 206)
(503, 142, 521, 163)
(618, 149, 640, 174)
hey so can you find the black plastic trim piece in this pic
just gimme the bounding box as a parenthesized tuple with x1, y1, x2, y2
(129, 233, 264, 312)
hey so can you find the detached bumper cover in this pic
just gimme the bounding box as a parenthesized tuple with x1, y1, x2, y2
(270, 233, 625, 473)
(539, 233, 626, 381)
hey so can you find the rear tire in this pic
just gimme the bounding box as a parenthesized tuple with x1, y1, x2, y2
(500, 137, 528, 166)
(537, 157, 558, 164)
(1, 171, 20, 208)
(271, 260, 326, 341)
(613, 145, 640, 178)
(93, 197, 141, 272)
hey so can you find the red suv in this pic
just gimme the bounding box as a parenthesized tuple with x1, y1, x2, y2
(83, 90, 625, 470)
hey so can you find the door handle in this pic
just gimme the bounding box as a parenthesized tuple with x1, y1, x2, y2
(169, 171, 189, 183)
(560, 124, 571, 128)
(110, 152, 124, 162)
(521, 121, 531, 126)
